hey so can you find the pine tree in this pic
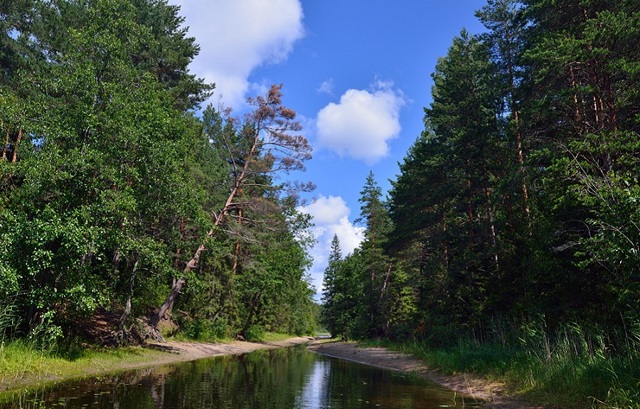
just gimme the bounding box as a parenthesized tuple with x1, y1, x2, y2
(523, 0, 640, 324)
(425, 30, 507, 329)
(151, 84, 314, 329)
(321, 235, 343, 337)
(355, 172, 392, 337)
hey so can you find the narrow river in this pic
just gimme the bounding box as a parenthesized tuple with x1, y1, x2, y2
(0, 345, 485, 408)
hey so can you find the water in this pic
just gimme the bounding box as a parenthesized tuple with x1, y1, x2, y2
(0, 345, 485, 408)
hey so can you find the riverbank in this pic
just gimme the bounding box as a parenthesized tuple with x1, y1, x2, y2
(1, 337, 541, 408)
(309, 342, 543, 409)
(0, 337, 314, 393)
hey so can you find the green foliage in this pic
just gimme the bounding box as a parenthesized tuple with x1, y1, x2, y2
(382, 318, 640, 408)
(26, 311, 63, 352)
(0, 298, 19, 347)
(0, 0, 316, 346)
(322, 1, 640, 406)
(181, 317, 228, 342)
(321, 237, 367, 340)
(245, 325, 266, 342)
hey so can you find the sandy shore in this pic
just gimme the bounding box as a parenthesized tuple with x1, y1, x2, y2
(145, 336, 316, 361)
(0, 337, 314, 393)
(309, 342, 546, 409)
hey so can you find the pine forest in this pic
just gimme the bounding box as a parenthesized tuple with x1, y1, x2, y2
(2, 1, 640, 407)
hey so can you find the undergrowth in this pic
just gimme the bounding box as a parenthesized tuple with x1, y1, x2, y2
(372, 320, 640, 408)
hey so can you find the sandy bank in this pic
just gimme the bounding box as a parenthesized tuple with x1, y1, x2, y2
(0, 337, 314, 393)
(146, 336, 315, 362)
(309, 342, 546, 409)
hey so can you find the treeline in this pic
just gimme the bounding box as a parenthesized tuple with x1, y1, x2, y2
(322, 0, 640, 350)
(0, 0, 317, 345)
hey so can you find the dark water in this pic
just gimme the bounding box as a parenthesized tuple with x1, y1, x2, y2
(0, 345, 485, 408)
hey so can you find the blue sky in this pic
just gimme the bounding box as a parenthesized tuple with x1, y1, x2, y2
(169, 0, 487, 296)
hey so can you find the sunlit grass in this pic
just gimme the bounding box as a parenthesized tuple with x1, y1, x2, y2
(0, 339, 170, 391)
(261, 332, 296, 342)
(371, 325, 640, 409)
(314, 329, 331, 338)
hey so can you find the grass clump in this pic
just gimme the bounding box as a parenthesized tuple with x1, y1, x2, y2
(261, 332, 298, 343)
(375, 319, 640, 409)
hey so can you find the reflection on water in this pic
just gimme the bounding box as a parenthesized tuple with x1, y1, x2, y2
(0, 345, 484, 408)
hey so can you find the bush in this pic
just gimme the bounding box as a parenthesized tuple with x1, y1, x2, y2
(182, 317, 227, 341)
(245, 325, 265, 342)
(27, 311, 63, 351)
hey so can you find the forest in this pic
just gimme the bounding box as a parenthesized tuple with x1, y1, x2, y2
(2, 0, 640, 405)
(0, 0, 318, 345)
(321, 0, 640, 406)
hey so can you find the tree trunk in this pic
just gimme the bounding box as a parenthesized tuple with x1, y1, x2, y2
(11, 129, 22, 163)
(379, 265, 392, 302)
(150, 276, 186, 328)
(513, 110, 531, 222)
(484, 186, 500, 272)
(1, 126, 9, 160)
(119, 254, 139, 330)
(239, 292, 261, 339)
(507, 40, 530, 222)
(441, 213, 450, 268)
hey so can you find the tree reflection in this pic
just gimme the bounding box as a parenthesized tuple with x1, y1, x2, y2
(0, 346, 483, 408)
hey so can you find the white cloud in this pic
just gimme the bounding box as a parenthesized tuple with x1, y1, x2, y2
(170, 0, 304, 109)
(302, 195, 348, 225)
(317, 79, 334, 95)
(299, 195, 365, 298)
(316, 81, 405, 163)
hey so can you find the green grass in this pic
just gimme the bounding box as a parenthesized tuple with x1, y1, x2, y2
(261, 332, 297, 342)
(371, 338, 640, 409)
(0, 330, 315, 393)
(0, 339, 171, 392)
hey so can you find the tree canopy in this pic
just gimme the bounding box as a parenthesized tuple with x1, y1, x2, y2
(0, 0, 316, 345)
(321, 0, 640, 358)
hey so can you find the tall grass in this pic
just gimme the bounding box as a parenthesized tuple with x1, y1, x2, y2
(382, 318, 640, 408)
(0, 298, 52, 387)
(0, 300, 19, 350)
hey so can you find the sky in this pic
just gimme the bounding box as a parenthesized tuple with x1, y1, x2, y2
(168, 0, 488, 297)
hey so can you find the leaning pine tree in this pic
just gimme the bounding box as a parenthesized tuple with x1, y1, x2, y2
(150, 84, 314, 329)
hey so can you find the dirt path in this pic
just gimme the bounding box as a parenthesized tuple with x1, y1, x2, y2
(309, 342, 546, 409)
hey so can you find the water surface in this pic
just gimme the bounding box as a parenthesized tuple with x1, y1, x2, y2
(0, 345, 485, 408)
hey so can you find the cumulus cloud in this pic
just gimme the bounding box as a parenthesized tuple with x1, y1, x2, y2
(299, 195, 365, 297)
(316, 81, 405, 163)
(170, 0, 304, 108)
(302, 195, 348, 225)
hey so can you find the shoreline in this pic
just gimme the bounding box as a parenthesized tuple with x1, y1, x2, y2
(308, 342, 545, 409)
(0, 337, 314, 393)
(2, 338, 543, 408)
